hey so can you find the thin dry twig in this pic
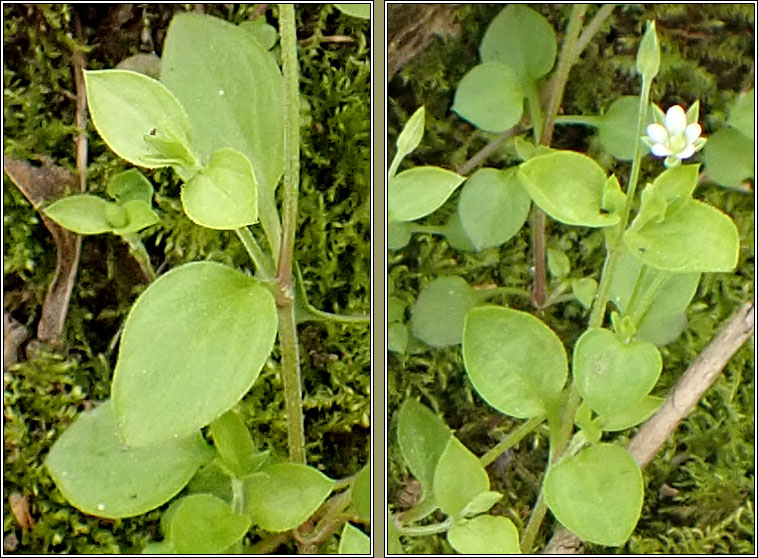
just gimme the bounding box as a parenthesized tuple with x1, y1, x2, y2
(543, 302, 755, 554)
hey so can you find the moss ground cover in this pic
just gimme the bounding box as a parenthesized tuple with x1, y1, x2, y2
(388, 4, 753, 554)
(3, 4, 369, 553)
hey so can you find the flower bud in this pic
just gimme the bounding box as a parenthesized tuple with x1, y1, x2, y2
(636, 21, 660, 79)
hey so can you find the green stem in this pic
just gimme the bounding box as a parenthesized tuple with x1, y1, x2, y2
(396, 518, 452, 537)
(626, 266, 668, 327)
(526, 81, 544, 146)
(520, 492, 548, 553)
(553, 114, 603, 127)
(122, 234, 156, 282)
(277, 4, 306, 465)
(406, 223, 446, 236)
(235, 227, 275, 279)
(480, 416, 545, 467)
(589, 75, 653, 329)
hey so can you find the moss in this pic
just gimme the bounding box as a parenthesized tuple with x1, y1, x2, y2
(388, 3, 753, 554)
(4, 4, 369, 553)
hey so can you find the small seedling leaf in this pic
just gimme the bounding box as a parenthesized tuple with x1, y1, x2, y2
(165, 494, 250, 554)
(452, 62, 524, 133)
(44, 195, 113, 235)
(338, 523, 370, 554)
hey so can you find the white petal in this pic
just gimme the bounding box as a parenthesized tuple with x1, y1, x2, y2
(684, 123, 702, 143)
(665, 105, 687, 135)
(677, 145, 695, 159)
(651, 143, 672, 156)
(646, 123, 669, 143)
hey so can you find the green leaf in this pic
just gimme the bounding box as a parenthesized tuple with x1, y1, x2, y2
(112, 200, 160, 235)
(107, 169, 154, 204)
(547, 248, 571, 279)
(458, 490, 503, 518)
(112, 261, 277, 447)
(649, 164, 699, 215)
(246, 463, 335, 532)
(396, 399, 452, 498)
(84, 70, 194, 169)
(703, 127, 754, 188)
(544, 443, 643, 546)
(181, 147, 258, 229)
(595, 395, 663, 432)
(463, 306, 568, 418)
(387, 220, 412, 250)
(573, 328, 661, 417)
(458, 168, 531, 251)
(440, 211, 477, 252)
(44, 195, 113, 235)
(186, 459, 234, 503)
(447, 515, 520, 554)
(433, 436, 490, 518)
(388, 296, 407, 323)
(388, 166, 466, 222)
(209, 410, 257, 477)
(411, 276, 477, 348)
(479, 5, 556, 83)
(395, 106, 425, 164)
(164, 494, 250, 554)
(334, 3, 370, 20)
(388, 512, 404, 554)
(595, 96, 645, 161)
(572, 278, 597, 309)
(388, 322, 409, 354)
(45, 400, 213, 519)
(351, 465, 371, 522)
(602, 175, 627, 216)
(338, 523, 370, 554)
(518, 151, 619, 227)
(452, 62, 524, 133)
(624, 199, 740, 272)
(160, 13, 284, 251)
(728, 89, 754, 140)
(239, 19, 278, 50)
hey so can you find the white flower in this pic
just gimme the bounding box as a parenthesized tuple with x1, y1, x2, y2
(643, 103, 706, 168)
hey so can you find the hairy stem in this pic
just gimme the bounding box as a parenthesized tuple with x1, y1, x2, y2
(277, 4, 306, 464)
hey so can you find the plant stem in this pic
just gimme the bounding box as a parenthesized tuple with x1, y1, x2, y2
(479, 415, 545, 467)
(589, 75, 653, 329)
(235, 227, 275, 279)
(625, 266, 668, 327)
(122, 234, 156, 282)
(396, 518, 452, 537)
(277, 4, 306, 465)
(520, 492, 548, 553)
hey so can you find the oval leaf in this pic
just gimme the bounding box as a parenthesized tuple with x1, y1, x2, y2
(573, 328, 662, 417)
(458, 168, 531, 251)
(246, 463, 334, 532)
(703, 127, 754, 188)
(112, 199, 160, 235)
(624, 199, 739, 272)
(544, 443, 643, 546)
(447, 514, 521, 554)
(351, 465, 371, 522)
(728, 89, 754, 141)
(479, 4, 556, 83)
(107, 168, 154, 204)
(411, 276, 477, 348)
(395, 106, 426, 162)
(518, 151, 619, 227)
(463, 306, 568, 418)
(45, 400, 213, 519)
(84, 70, 193, 169)
(44, 195, 113, 235)
(166, 494, 251, 554)
(388, 166, 465, 222)
(452, 62, 524, 133)
(596, 96, 648, 161)
(334, 3, 371, 20)
(433, 436, 490, 518)
(112, 261, 277, 447)
(397, 399, 452, 497)
(595, 395, 663, 432)
(209, 410, 257, 477)
(182, 147, 258, 229)
(338, 523, 370, 554)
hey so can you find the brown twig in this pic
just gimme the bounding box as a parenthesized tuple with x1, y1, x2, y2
(543, 302, 755, 554)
